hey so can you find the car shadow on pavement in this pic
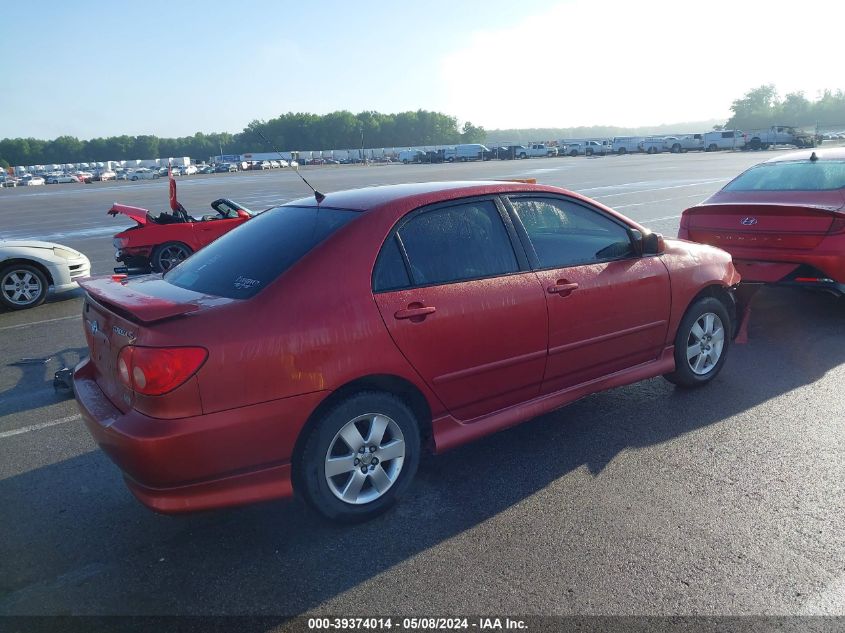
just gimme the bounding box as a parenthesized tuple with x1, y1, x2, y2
(0, 346, 87, 418)
(0, 287, 843, 617)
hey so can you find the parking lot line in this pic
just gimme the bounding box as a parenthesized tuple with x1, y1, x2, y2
(0, 315, 78, 332)
(0, 414, 81, 439)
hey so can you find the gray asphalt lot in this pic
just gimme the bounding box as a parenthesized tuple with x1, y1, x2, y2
(0, 151, 843, 620)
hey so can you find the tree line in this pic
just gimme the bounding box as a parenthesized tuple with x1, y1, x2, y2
(3, 87, 844, 168)
(0, 110, 485, 168)
(725, 85, 845, 130)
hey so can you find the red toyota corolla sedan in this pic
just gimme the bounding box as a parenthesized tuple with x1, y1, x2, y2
(679, 148, 845, 295)
(74, 181, 740, 522)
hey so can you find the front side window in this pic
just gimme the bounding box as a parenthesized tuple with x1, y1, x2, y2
(509, 197, 634, 268)
(723, 161, 845, 191)
(396, 200, 518, 286)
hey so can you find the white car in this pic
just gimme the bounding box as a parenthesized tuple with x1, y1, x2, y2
(47, 174, 80, 184)
(0, 241, 91, 310)
(181, 164, 198, 175)
(20, 175, 46, 186)
(130, 168, 159, 181)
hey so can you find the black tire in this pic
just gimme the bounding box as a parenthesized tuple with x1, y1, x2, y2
(519, 153, 527, 159)
(152, 242, 192, 272)
(664, 296, 731, 388)
(569, 150, 578, 157)
(299, 391, 421, 522)
(586, 148, 594, 156)
(617, 147, 627, 155)
(672, 143, 681, 153)
(708, 144, 718, 152)
(1, 263, 49, 311)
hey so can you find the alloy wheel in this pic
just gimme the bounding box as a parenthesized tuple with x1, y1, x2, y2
(324, 413, 406, 505)
(685, 312, 725, 375)
(157, 245, 190, 271)
(2, 270, 44, 307)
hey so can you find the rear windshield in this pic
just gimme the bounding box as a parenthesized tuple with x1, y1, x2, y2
(724, 161, 845, 191)
(166, 205, 358, 299)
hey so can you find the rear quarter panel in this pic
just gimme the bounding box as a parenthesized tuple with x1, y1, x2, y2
(189, 209, 448, 438)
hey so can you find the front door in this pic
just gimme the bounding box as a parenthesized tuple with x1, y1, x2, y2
(506, 195, 671, 393)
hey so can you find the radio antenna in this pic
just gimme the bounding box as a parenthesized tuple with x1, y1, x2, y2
(254, 128, 325, 203)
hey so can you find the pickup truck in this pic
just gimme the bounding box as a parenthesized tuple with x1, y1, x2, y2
(744, 126, 815, 150)
(664, 134, 704, 153)
(524, 143, 558, 157)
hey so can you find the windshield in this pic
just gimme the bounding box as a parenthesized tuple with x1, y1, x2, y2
(166, 205, 359, 299)
(723, 160, 845, 191)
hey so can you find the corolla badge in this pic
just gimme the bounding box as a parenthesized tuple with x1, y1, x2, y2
(741, 217, 758, 226)
(112, 325, 135, 339)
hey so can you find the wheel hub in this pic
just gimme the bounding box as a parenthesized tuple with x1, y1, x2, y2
(324, 414, 406, 505)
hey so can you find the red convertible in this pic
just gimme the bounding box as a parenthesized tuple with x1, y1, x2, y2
(110, 171, 254, 272)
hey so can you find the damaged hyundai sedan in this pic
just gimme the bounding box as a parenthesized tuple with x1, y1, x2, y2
(74, 181, 741, 522)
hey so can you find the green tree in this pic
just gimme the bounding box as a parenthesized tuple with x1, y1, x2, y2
(461, 121, 486, 143)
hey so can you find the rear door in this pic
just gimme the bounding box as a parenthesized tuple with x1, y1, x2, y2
(373, 197, 549, 421)
(506, 195, 671, 393)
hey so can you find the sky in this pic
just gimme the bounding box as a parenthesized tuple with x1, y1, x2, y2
(2, 0, 844, 140)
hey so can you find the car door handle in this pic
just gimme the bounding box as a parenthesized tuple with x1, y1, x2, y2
(394, 305, 436, 320)
(547, 281, 579, 296)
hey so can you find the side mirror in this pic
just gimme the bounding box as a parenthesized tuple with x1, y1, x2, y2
(642, 232, 665, 255)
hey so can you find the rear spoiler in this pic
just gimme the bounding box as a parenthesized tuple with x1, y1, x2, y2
(107, 203, 151, 226)
(79, 275, 202, 323)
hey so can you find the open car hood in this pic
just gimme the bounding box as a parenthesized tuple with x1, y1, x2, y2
(107, 203, 151, 226)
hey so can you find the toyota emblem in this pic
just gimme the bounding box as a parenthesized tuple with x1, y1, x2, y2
(741, 217, 758, 226)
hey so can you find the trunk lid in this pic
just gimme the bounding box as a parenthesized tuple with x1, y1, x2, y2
(79, 275, 232, 412)
(684, 200, 845, 252)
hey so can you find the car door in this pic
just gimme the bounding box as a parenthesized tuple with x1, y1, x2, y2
(372, 197, 549, 421)
(506, 195, 671, 394)
(194, 217, 244, 247)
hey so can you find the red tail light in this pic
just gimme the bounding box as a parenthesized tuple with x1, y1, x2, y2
(117, 346, 207, 396)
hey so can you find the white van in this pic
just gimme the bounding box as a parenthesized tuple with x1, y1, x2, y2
(398, 149, 425, 164)
(612, 137, 645, 154)
(703, 130, 745, 151)
(443, 144, 489, 162)
(639, 137, 667, 154)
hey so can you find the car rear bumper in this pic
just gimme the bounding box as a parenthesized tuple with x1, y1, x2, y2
(73, 357, 326, 514)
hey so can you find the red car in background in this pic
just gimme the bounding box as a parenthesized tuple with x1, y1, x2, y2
(75, 181, 741, 523)
(110, 198, 254, 273)
(679, 148, 845, 295)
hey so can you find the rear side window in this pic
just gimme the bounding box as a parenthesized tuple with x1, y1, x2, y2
(372, 236, 411, 292)
(510, 197, 634, 268)
(396, 200, 518, 286)
(166, 205, 358, 299)
(724, 161, 845, 191)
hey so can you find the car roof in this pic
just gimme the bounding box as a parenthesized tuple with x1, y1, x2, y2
(283, 181, 573, 212)
(765, 148, 845, 163)
(280, 180, 646, 231)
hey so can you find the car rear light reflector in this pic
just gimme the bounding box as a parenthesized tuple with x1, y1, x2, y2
(794, 277, 835, 284)
(116, 346, 207, 396)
